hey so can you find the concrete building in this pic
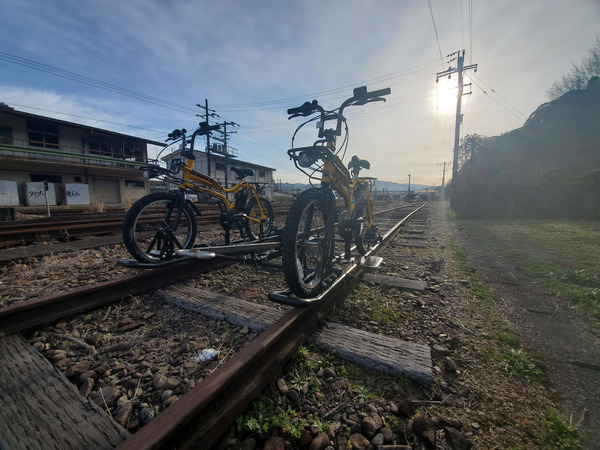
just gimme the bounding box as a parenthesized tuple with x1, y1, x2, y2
(0, 104, 165, 208)
(161, 147, 276, 200)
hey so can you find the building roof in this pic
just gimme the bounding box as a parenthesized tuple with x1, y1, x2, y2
(0, 103, 166, 147)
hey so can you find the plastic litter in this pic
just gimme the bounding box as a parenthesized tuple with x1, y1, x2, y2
(194, 348, 220, 362)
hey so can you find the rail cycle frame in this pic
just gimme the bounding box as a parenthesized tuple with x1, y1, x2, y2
(281, 86, 391, 298)
(122, 122, 274, 263)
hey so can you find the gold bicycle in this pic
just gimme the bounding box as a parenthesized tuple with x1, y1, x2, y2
(281, 86, 391, 298)
(122, 123, 274, 263)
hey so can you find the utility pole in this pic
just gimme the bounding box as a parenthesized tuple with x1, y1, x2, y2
(436, 50, 477, 206)
(437, 161, 448, 200)
(213, 121, 239, 188)
(196, 100, 219, 177)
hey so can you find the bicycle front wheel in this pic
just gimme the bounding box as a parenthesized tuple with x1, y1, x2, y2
(122, 192, 197, 263)
(281, 189, 334, 298)
(245, 197, 274, 239)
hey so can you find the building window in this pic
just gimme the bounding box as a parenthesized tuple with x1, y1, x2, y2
(88, 138, 144, 162)
(125, 180, 145, 188)
(28, 120, 59, 149)
(74, 177, 82, 183)
(215, 162, 226, 171)
(259, 171, 266, 178)
(88, 140, 114, 157)
(0, 125, 12, 146)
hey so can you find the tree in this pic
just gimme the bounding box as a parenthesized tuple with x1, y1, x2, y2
(547, 37, 600, 99)
(457, 134, 488, 170)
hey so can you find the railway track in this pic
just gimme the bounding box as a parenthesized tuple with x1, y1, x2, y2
(0, 203, 439, 449)
(0, 202, 293, 246)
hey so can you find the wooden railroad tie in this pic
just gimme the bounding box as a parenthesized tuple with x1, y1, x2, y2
(160, 286, 432, 384)
(361, 273, 427, 292)
(0, 333, 130, 449)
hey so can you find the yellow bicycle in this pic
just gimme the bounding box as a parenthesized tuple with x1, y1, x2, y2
(122, 123, 274, 263)
(281, 86, 390, 298)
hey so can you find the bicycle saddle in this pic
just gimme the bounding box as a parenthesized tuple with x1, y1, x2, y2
(231, 166, 255, 179)
(348, 155, 370, 172)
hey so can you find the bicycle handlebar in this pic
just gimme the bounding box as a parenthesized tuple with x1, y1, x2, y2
(166, 122, 221, 142)
(287, 100, 321, 118)
(287, 86, 390, 121)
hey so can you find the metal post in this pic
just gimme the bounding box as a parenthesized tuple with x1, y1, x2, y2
(43, 180, 51, 217)
(205, 99, 211, 177)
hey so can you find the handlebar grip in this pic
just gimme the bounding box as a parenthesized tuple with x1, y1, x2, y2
(287, 100, 319, 117)
(367, 87, 391, 99)
(166, 129, 185, 141)
(352, 86, 391, 103)
(196, 122, 221, 135)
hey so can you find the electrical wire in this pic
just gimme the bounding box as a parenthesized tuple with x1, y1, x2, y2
(471, 73, 528, 121)
(0, 52, 199, 115)
(427, 0, 446, 70)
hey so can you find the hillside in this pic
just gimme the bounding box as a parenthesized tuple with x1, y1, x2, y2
(454, 77, 600, 217)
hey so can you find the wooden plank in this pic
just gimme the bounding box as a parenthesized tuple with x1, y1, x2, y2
(383, 255, 443, 265)
(158, 287, 431, 383)
(362, 273, 427, 292)
(313, 322, 432, 384)
(161, 285, 286, 331)
(0, 333, 130, 450)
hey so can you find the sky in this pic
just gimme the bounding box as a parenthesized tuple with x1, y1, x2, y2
(1, 0, 598, 187)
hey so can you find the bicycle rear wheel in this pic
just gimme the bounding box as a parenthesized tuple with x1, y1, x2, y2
(122, 192, 197, 263)
(245, 197, 274, 239)
(281, 189, 334, 298)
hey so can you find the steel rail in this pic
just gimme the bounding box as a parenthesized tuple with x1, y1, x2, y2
(116, 203, 426, 449)
(0, 257, 235, 336)
(0, 204, 291, 242)
(0, 203, 425, 449)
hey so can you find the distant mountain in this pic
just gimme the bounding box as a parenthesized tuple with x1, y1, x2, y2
(370, 180, 437, 192)
(278, 181, 437, 192)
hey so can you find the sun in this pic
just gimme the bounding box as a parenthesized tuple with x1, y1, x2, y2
(435, 78, 458, 112)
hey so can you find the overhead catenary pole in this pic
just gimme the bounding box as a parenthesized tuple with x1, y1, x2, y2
(436, 50, 478, 206)
(205, 99, 211, 177)
(437, 161, 447, 200)
(196, 99, 218, 177)
(212, 121, 239, 189)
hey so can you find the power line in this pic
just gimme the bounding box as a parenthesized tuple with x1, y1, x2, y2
(427, 0, 446, 70)
(7, 102, 167, 136)
(471, 73, 528, 121)
(0, 52, 199, 115)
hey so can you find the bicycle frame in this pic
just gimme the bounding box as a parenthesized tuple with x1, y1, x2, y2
(288, 141, 375, 228)
(171, 131, 269, 226)
(320, 148, 375, 229)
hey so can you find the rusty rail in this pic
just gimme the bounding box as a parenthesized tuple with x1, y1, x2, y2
(1, 203, 426, 449)
(117, 204, 426, 449)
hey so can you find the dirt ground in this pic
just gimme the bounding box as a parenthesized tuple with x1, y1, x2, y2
(447, 201, 600, 448)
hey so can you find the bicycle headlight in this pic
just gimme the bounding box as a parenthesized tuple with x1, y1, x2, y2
(298, 152, 315, 168)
